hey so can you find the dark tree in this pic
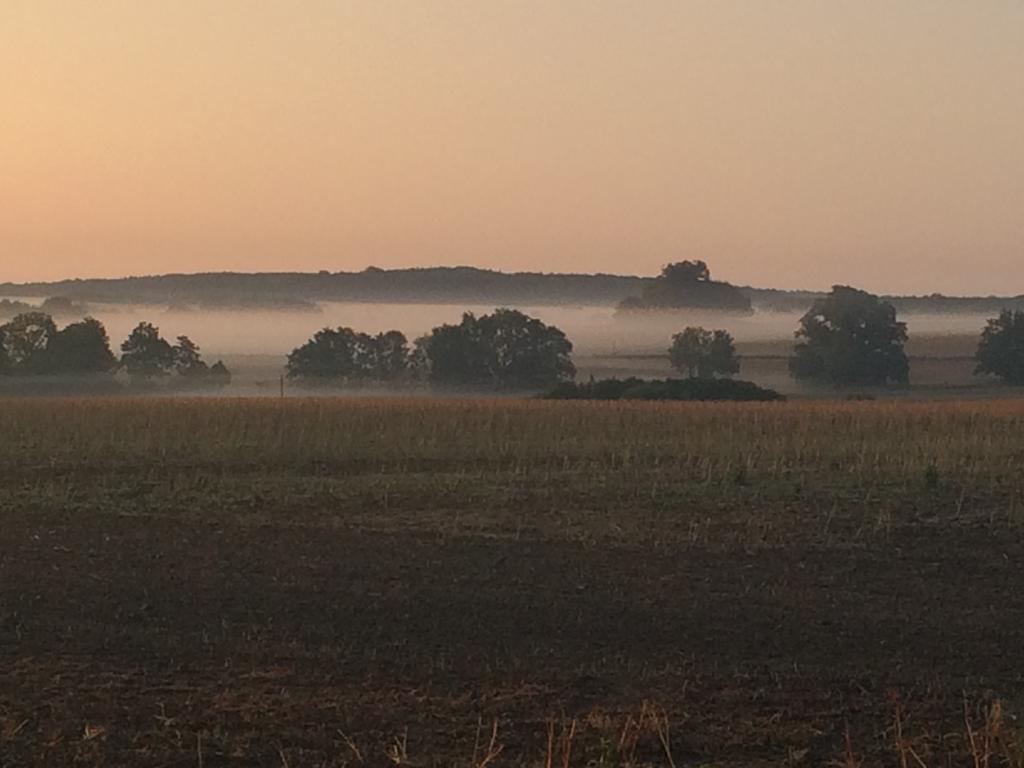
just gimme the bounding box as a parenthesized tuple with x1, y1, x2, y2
(790, 286, 909, 386)
(669, 327, 740, 379)
(415, 320, 486, 386)
(287, 327, 413, 382)
(975, 310, 1024, 385)
(120, 322, 175, 380)
(47, 317, 117, 374)
(287, 327, 371, 381)
(369, 330, 413, 380)
(618, 261, 752, 313)
(173, 336, 209, 376)
(0, 313, 58, 373)
(167, 335, 231, 388)
(418, 309, 575, 389)
(480, 309, 576, 388)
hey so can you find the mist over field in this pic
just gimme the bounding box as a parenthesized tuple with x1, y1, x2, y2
(0, 295, 995, 396)
(1, 297, 992, 358)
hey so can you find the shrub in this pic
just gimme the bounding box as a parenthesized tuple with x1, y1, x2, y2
(544, 377, 784, 402)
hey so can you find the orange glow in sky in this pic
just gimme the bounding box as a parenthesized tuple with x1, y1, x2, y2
(2, 1, 1023, 294)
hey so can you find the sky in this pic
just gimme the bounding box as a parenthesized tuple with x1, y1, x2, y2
(2, 1, 1023, 295)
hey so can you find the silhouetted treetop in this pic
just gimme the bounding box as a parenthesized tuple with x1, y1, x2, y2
(662, 260, 711, 284)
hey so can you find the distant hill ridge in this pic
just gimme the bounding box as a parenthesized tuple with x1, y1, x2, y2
(2, 266, 1023, 314)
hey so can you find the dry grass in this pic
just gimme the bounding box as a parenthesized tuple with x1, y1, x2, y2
(4, 396, 1024, 547)
(4, 395, 1024, 467)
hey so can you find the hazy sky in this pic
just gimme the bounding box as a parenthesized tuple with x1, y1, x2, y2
(3, 1, 1023, 294)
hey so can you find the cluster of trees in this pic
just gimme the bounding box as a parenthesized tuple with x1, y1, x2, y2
(0, 313, 230, 388)
(0, 299, 40, 319)
(788, 287, 1024, 387)
(421, 309, 576, 388)
(284, 295, 1024, 393)
(287, 309, 575, 389)
(0, 314, 116, 375)
(11, 288, 1024, 395)
(618, 261, 753, 313)
(664, 285, 1024, 389)
(120, 323, 231, 387)
(0, 295, 89, 321)
(286, 328, 417, 383)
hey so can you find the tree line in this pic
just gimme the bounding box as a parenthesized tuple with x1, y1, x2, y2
(287, 291, 1024, 390)
(0, 313, 230, 388)
(7, 265, 1024, 318)
(286, 308, 575, 389)
(665, 285, 1024, 387)
(6, 289, 1024, 392)
(790, 286, 1024, 387)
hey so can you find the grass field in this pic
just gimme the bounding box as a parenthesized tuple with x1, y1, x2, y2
(4, 397, 1024, 766)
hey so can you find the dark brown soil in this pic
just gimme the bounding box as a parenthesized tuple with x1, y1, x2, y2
(4, 507, 1024, 766)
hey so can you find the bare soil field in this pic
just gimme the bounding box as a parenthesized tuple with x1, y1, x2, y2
(3, 398, 1024, 766)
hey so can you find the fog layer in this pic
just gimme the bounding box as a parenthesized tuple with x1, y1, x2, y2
(8, 301, 986, 359)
